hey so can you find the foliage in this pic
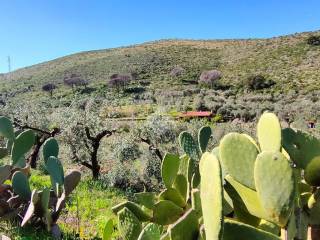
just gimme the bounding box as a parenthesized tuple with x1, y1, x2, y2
(198, 69, 222, 89)
(108, 113, 320, 239)
(307, 35, 320, 46)
(0, 116, 81, 238)
(245, 74, 276, 90)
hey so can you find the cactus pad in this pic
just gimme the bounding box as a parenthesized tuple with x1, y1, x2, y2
(134, 192, 157, 210)
(257, 112, 281, 152)
(161, 153, 180, 188)
(282, 128, 320, 168)
(103, 219, 113, 240)
(152, 200, 184, 225)
(43, 138, 59, 163)
(168, 209, 199, 240)
(21, 190, 39, 227)
(12, 171, 31, 200)
(118, 207, 142, 240)
(138, 223, 161, 240)
(173, 174, 188, 201)
(199, 152, 223, 240)
(11, 130, 35, 167)
(159, 188, 186, 208)
(112, 201, 151, 222)
(46, 156, 64, 196)
(254, 151, 295, 227)
(0, 117, 14, 140)
(304, 156, 320, 186)
(225, 175, 267, 219)
(220, 133, 259, 189)
(198, 126, 212, 153)
(179, 131, 200, 161)
(223, 219, 281, 240)
(64, 170, 81, 196)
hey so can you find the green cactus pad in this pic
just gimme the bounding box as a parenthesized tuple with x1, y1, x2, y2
(46, 156, 64, 196)
(233, 204, 261, 227)
(0, 165, 11, 183)
(64, 170, 81, 196)
(152, 200, 184, 225)
(304, 156, 320, 186)
(258, 220, 280, 236)
(11, 130, 35, 167)
(161, 153, 180, 188)
(191, 188, 202, 216)
(223, 219, 281, 240)
(43, 138, 59, 163)
(179, 131, 200, 161)
(21, 190, 39, 227)
(178, 154, 192, 183)
(118, 207, 142, 240)
(173, 174, 188, 201)
(220, 132, 259, 189)
(308, 198, 320, 225)
(12, 171, 32, 200)
(138, 223, 161, 240)
(134, 192, 157, 210)
(40, 187, 52, 231)
(159, 188, 186, 208)
(198, 126, 212, 153)
(199, 152, 223, 240)
(168, 209, 199, 240)
(282, 128, 320, 169)
(254, 151, 295, 227)
(103, 219, 113, 240)
(112, 201, 151, 222)
(0, 147, 8, 159)
(257, 112, 281, 152)
(225, 175, 267, 219)
(0, 117, 14, 140)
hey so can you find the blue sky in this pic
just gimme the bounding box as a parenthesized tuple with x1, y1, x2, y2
(0, 1, 319, 73)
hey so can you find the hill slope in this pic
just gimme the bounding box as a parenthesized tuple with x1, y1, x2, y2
(1, 30, 320, 94)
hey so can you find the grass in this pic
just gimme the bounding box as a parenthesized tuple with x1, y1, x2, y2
(1, 171, 126, 240)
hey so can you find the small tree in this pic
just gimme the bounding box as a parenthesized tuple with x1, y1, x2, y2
(63, 74, 89, 91)
(42, 83, 57, 96)
(108, 74, 131, 91)
(307, 35, 320, 46)
(199, 70, 222, 89)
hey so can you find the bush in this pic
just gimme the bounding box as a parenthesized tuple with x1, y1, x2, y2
(246, 74, 275, 90)
(108, 74, 131, 90)
(199, 70, 222, 89)
(170, 66, 185, 77)
(307, 35, 320, 46)
(42, 83, 57, 96)
(63, 74, 89, 89)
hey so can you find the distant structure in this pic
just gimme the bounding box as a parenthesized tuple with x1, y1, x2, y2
(178, 111, 214, 119)
(7, 56, 11, 73)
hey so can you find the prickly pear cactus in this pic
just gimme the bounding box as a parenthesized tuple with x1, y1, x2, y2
(198, 126, 212, 154)
(257, 112, 281, 152)
(304, 156, 320, 186)
(220, 133, 259, 189)
(179, 131, 200, 161)
(161, 153, 180, 189)
(11, 130, 35, 167)
(199, 152, 223, 240)
(0, 117, 15, 140)
(138, 223, 161, 240)
(254, 151, 295, 227)
(118, 207, 142, 240)
(12, 171, 31, 200)
(43, 137, 59, 163)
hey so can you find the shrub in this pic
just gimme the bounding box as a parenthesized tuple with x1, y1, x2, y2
(170, 66, 185, 77)
(63, 74, 89, 89)
(246, 74, 275, 90)
(108, 74, 131, 91)
(42, 83, 57, 96)
(198, 70, 222, 89)
(307, 35, 320, 46)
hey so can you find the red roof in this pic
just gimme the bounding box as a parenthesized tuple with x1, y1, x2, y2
(180, 111, 212, 117)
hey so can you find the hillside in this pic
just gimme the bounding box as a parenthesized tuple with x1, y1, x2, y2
(1, 30, 320, 90)
(1, 30, 320, 123)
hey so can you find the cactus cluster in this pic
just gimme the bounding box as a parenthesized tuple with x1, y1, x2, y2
(108, 113, 320, 239)
(0, 116, 81, 234)
(106, 127, 212, 240)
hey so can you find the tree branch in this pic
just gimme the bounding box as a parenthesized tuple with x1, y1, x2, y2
(140, 137, 163, 161)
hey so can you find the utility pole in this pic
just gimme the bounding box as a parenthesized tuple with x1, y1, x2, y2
(7, 56, 11, 73)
